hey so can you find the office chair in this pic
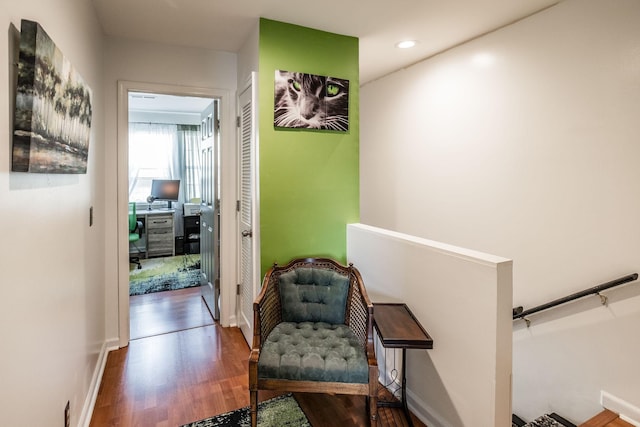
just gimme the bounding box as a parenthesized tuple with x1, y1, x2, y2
(129, 202, 144, 269)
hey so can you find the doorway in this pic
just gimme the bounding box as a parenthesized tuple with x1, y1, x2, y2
(127, 91, 213, 339)
(117, 81, 237, 348)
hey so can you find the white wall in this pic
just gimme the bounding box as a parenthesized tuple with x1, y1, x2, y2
(360, 0, 640, 423)
(129, 110, 202, 125)
(0, 0, 105, 425)
(103, 38, 238, 340)
(237, 22, 259, 90)
(348, 224, 512, 427)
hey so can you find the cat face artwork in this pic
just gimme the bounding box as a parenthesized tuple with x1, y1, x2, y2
(274, 70, 349, 131)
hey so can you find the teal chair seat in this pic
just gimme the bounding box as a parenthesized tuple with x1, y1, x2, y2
(258, 322, 369, 383)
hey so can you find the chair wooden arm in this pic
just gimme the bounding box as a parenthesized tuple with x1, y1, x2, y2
(251, 263, 283, 352)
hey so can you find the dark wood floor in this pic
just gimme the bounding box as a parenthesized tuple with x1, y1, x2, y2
(91, 289, 426, 426)
(579, 410, 634, 427)
(130, 287, 213, 340)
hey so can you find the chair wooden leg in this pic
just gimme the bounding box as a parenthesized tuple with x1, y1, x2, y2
(250, 390, 258, 427)
(369, 370, 378, 424)
(369, 394, 378, 424)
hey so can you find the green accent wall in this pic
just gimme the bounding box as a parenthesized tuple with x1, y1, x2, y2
(258, 19, 359, 275)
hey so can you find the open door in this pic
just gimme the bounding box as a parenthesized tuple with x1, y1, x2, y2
(200, 100, 221, 319)
(238, 73, 259, 344)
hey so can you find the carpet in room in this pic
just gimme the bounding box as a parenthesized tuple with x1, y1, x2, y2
(513, 413, 576, 427)
(129, 253, 201, 296)
(180, 394, 310, 427)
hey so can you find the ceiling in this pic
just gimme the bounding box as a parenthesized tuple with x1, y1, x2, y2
(93, 0, 560, 85)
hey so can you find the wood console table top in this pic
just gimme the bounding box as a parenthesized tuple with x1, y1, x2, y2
(373, 303, 433, 349)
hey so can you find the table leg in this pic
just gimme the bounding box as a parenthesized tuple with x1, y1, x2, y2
(401, 348, 414, 427)
(377, 348, 414, 427)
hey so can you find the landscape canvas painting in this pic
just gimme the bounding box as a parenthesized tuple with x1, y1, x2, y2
(274, 70, 349, 132)
(13, 19, 92, 173)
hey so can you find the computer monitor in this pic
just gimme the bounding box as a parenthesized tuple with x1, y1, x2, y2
(149, 179, 180, 209)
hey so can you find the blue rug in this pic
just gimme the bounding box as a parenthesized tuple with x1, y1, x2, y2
(181, 394, 310, 427)
(129, 254, 200, 296)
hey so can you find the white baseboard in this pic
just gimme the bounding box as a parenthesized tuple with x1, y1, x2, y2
(78, 338, 119, 427)
(407, 387, 450, 427)
(601, 391, 640, 426)
(227, 313, 237, 327)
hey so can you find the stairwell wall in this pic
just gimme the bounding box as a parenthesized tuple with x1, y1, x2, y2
(359, 0, 640, 423)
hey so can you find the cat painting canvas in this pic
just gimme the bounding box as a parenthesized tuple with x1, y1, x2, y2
(274, 70, 349, 132)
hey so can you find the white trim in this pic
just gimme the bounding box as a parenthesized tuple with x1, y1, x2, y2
(227, 314, 237, 327)
(236, 72, 260, 345)
(348, 223, 511, 266)
(78, 339, 119, 427)
(251, 71, 261, 317)
(406, 387, 451, 427)
(117, 80, 237, 345)
(601, 391, 640, 426)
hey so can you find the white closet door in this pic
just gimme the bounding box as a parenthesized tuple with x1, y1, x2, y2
(238, 73, 259, 345)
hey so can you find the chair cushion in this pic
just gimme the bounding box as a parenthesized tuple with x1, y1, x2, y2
(258, 322, 368, 384)
(279, 267, 349, 324)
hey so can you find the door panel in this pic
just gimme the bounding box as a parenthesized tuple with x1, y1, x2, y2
(200, 101, 220, 320)
(238, 74, 258, 344)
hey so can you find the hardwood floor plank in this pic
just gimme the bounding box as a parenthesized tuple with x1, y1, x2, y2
(579, 409, 634, 427)
(130, 287, 213, 340)
(580, 409, 619, 427)
(608, 420, 635, 427)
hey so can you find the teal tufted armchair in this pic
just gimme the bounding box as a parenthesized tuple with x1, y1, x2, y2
(249, 257, 378, 426)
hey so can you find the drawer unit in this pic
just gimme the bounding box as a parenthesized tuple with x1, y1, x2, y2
(147, 213, 174, 257)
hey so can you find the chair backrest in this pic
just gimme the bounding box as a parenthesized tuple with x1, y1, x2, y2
(128, 202, 137, 233)
(278, 266, 350, 324)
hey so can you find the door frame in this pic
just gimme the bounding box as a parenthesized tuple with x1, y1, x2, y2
(117, 80, 237, 348)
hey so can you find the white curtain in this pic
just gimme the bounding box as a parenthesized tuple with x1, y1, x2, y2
(128, 123, 179, 202)
(177, 124, 201, 202)
(129, 122, 202, 238)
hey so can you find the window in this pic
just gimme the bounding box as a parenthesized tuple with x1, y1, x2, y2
(128, 123, 179, 202)
(129, 122, 202, 205)
(178, 124, 201, 202)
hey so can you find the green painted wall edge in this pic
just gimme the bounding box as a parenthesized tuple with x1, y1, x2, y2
(258, 18, 360, 275)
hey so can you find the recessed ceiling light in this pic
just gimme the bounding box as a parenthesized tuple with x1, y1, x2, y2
(396, 40, 418, 49)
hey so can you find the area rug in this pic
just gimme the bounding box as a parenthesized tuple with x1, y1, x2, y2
(513, 413, 576, 427)
(129, 253, 201, 296)
(180, 394, 310, 427)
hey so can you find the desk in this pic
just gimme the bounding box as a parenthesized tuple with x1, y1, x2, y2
(373, 303, 433, 427)
(131, 209, 175, 258)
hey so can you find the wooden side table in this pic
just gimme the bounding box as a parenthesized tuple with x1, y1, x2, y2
(373, 303, 433, 427)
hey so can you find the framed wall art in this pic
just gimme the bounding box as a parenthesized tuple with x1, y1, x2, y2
(13, 19, 93, 173)
(274, 70, 349, 132)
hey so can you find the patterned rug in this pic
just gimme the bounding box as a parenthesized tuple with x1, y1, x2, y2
(181, 394, 310, 427)
(513, 413, 576, 427)
(129, 254, 201, 296)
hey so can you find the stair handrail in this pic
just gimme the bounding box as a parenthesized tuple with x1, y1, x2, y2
(513, 273, 638, 325)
